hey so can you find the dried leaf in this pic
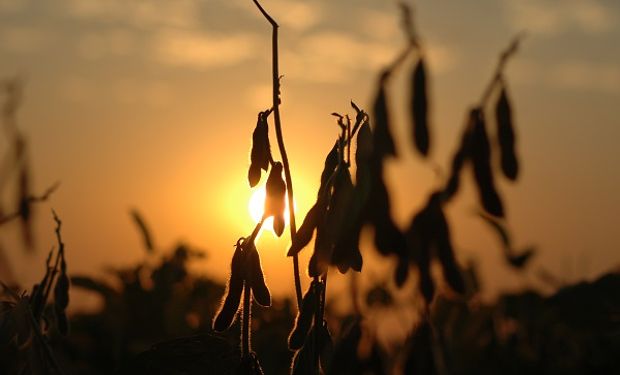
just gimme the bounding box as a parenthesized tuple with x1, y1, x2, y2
(288, 202, 321, 257)
(471, 109, 504, 217)
(213, 245, 245, 332)
(372, 84, 397, 158)
(288, 282, 318, 350)
(130, 209, 154, 253)
(411, 58, 430, 156)
(495, 85, 519, 180)
(247, 245, 271, 307)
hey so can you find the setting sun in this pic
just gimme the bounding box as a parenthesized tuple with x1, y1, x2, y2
(248, 185, 293, 235)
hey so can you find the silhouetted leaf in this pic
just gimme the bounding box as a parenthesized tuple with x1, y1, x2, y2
(288, 281, 318, 350)
(372, 84, 397, 158)
(287, 202, 322, 257)
(213, 244, 245, 332)
(495, 84, 519, 180)
(470, 108, 504, 217)
(265, 162, 286, 237)
(130, 209, 154, 253)
(411, 58, 430, 156)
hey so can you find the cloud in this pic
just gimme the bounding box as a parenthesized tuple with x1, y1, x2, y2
(77, 29, 136, 60)
(510, 59, 620, 93)
(65, 0, 200, 29)
(0, 26, 50, 53)
(281, 30, 397, 83)
(152, 29, 259, 70)
(505, 0, 615, 35)
(549, 61, 620, 93)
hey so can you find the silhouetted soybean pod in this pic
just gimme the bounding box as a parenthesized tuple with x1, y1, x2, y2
(319, 320, 333, 373)
(411, 58, 430, 156)
(54, 266, 70, 310)
(407, 208, 434, 303)
(444, 114, 474, 200)
(434, 205, 465, 294)
(372, 83, 397, 158)
(248, 111, 271, 187)
(288, 202, 320, 256)
(55, 305, 69, 336)
(395, 257, 409, 287)
(247, 246, 271, 307)
(495, 84, 519, 180)
(213, 245, 245, 332)
(319, 142, 339, 196)
(471, 109, 504, 217)
(288, 282, 318, 350)
(265, 162, 286, 236)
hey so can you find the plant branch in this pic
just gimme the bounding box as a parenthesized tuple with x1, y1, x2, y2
(0, 182, 60, 225)
(251, 0, 303, 309)
(479, 33, 524, 106)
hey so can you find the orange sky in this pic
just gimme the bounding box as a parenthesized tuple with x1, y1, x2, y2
(1, 0, 619, 308)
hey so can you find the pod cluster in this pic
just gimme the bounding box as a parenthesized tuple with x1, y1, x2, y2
(212, 238, 271, 332)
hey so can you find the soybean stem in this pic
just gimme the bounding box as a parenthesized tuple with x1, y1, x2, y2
(251, 0, 303, 310)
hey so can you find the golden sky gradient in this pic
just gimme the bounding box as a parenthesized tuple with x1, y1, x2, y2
(1, 0, 619, 308)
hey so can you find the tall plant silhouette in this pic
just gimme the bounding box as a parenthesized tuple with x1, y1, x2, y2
(213, 1, 526, 374)
(211, 1, 304, 373)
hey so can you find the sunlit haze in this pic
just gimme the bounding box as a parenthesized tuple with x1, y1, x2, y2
(1, 0, 619, 308)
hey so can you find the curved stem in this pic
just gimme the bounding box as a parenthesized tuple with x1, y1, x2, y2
(479, 34, 523, 106)
(251, 0, 303, 310)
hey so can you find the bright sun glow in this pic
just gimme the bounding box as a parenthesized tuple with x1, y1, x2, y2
(248, 186, 292, 235)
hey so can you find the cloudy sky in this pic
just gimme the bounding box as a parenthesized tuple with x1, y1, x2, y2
(1, 0, 618, 305)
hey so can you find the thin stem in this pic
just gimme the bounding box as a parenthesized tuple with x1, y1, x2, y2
(251, 0, 303, 310)
(479, 34, 523, 106)
(242, 280, 251, 357)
